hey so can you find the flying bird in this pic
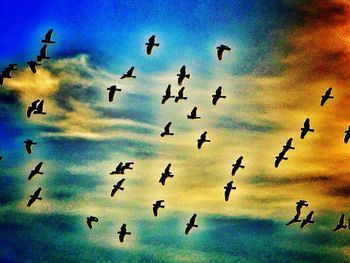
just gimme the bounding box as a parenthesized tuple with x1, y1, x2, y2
(120, 67, 136, 79)
(160, 122, 174, 137)
(27, 61, 41, 73)
(274, 150, 288, 168)
(283, 138, 295, 151)
(86, 216, 99, 229)
(33, 100, 46, 116)
(231, 156, 245, 176)
(27, 99, 40, 118)
(145, 35, 159, 55)
(197, 131, 210, 149)
(300, 211, 315, 228)
(216, 44, 231, 61)
(212, 86, 226, 105)
(111, 178, 125, 197)
(344, 125, 350, 143)
(174, 87, 188, 103)
(41, 29, 56, 44)
(117, 223, 131, 242)
(187, 107, 201, 119)
(224, 181, 236, 201)
(28, 162, 44, 180)
(177, 66, 190, 86)
(37, 44, 50, 62)
(153, 200, 165, 217)
(27, 187, 42, 207)
(159, 163, 174, 185)
(320, 87, 334, 106)
(300, 118, 315, 139)
(185, 214, 198, 235)
(24, 139, 37, 154)
(110, 162, 124, 175)
(162, 85, 175, 104)
(333, 214, 347, 231)
(107, 85, 122, 102)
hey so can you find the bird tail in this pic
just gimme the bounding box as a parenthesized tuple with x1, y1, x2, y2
(154, 43, 160, 46)
(309, 129, 314, 132)
(193, 224, 198, 228)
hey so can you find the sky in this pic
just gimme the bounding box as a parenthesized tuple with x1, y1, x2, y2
(0, 0, 350, 262)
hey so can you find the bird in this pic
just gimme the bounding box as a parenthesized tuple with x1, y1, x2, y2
(187, 107, 201, 119)
(28, 162, 44, 180)
(300, 118, 315, 139)
(286, 213, 302, 226)
(86, 216, 99, 229)
(320, 87, 334, 106)
(24, 139, 37, 154)
(27, 187, 42, 207)
(27, 61, 41, 73)
(231, 156, 245, 176)
(162, 85, 175, 104)
(177, 65, 190, 86)
(110, 162, 124, 175)
(296, 200, 309, 214)
(174, 87, 188, 103)
(145, 35, 159, 55)
(117, 223, 131, 242)
(120, 67, 136, 79)
(2, 64, 18, 78)
(274, 149, 288, 168)
(107, 85, 122, 102)
(27, 99, 41, 118)
(41, 29, 56, 44)
(344, 125, 350, 143)
(37, 45, 50, 62)
(33, 100, 46, 115)
(216, 44, 231, 61)
(283, 138, 295, 151)
(153, 200, 165, 216)
(185, 214, 198, 235)
(333, 214, 347, 231)
(212, 86, 226, 105)
(300, 211, 315, 228)
(159, 163, 174, 185)
(111, 178, 125, 197)
(224, 181, 236, 201)
(197, 131, 210, 149)
(160, 122, 174, 137)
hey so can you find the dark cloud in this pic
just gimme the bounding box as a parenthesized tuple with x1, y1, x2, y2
(216, 116, 277, 133)
(329, 186, 350, 197)
(250, 174, 331, 187)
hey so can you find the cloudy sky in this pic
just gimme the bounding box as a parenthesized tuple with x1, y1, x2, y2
(0, 0, 350, 262)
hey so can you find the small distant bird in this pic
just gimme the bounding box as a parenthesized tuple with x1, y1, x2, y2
(159, 163, 174, 185)
(162, 85, 175, 104)
(110, 162, 124, 175)
(2, 64, 18, 78)
(283, 138, 295, 151)
(177, 65, 190, 86)
(111, 178, 125, 197)
(27, 99, 40, 118)
(160, 122, 174, 137)
(27, 187, 42, 207)
(333, 214, 347, 231)
(300, 118, 314, 139)
(120, 67, 136, 79)
(32, 100, 46, 116)
(86, 216, 99, 229)
(320, 87, 334, 106)
(300, 211, 315, 228)
(37, 45, 50, 62)
(24, 139, 37, 154)
(274, 150, 288, 168)
(27, 61, 41, 73)
(187, 107, 201, 119)
(174, 87, 188, 103)
(28, 162, 44, 180)
(197, 131, 210, 149)
(153, 200, 165, 217)
(216, 44, 231, 61)
(212, 86, 226, 105)
(118, 223, 131, 243)
(231, 156, 245, 176)
(296, 200, 309, 214)
(344, 125, 350, 143)
(286, 213, 302, 226)
(107, 85, 122, 102)
(224, 181, 236, 201)
(185, 214, 198, 235)
(41, 29, 56, 44)
(145, 35, 159, 55)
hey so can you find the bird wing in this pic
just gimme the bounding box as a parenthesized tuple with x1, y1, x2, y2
(111, 187, 117, 197)
(212, 95, 219, 105)
(165, 85, 171, 96)
(37, 100, 44, 112)
(35, 162, 43, 172)
(29, 63, 37, 73)
(185, 224, 191, 235)
(40, 45, 48, 57)
(339, 214, 345, 225)
(127, 67, 134, 75)
(165, 163, 171, 173)
(25, 143, 32, 154)
(87, 219, 93, 229)
(197, 139, 203, 149)
(164, 122, 171, 131)
(119, 233, 124, 242)
(190, 107, 196, 116)
(217, 49, 223, 60)
(153, 206, 158, 216)
(45, 29, 53, 41)
(180, 66, 186, 74)
(27, 196, 35, 207)
(108, 89, 115, 102)
(224, 187, 230, 201)
(146, 45, 153, 55)
(300, 128, 307, 139)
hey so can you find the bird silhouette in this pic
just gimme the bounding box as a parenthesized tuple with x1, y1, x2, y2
(175, 87, 188, 103)
(86, 216, 99, 229)
(212, 86, 226, 105)
(27, 187, 42, 207)
(27, 99, 40, 118)
(28, 162, 44, 180)
(160, 122, 174, 137)
(110, 162, 124, 175)
(33, 100, 46, 115)
(283, 138, 295, 151)
(344, 125, 350, 143)
(153, 200, 165, 216)
(231, 156, 245, 176)
(159, 163, 174, 185)
(41, 29, 56, 44)
(300, 211, 315, 228)
(24, 139, 37, 154)
(187, 107, 201, 119)
(286, 213, 302, 225)
(177, 65, 190, 86)
(333, 214, 347, 231)
(185, 214, 198, 235)
(296, 200, 309, 214)
(111, 178, 125, 197)
(300, 118, 315, 139)
(274, 149, 288, 168)
(27, 61, 41, 73)
(197, 131, 210, 149)
(37, 45, 50, 62)
(107, 85, 122, 102)
(162, 85, 175, 104)
(224, 181, 236, 201)
(320, 87, 334, 106)
(124, 162, 134, 171)
(120, 67, 136, 79)
(2, 64, 18, 78)
(118, 223, 131, 242)
(145, 35, 159, 55)
(216, 44, 231, 61)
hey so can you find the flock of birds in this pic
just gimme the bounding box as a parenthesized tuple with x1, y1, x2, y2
(1, 30, 349, 243)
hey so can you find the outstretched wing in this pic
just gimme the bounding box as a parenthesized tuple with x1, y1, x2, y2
(45, 29, 53, 41)
(40, 44, 48, 57)
(217, 48, 223, 61)
(127, 67, 134, 75)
